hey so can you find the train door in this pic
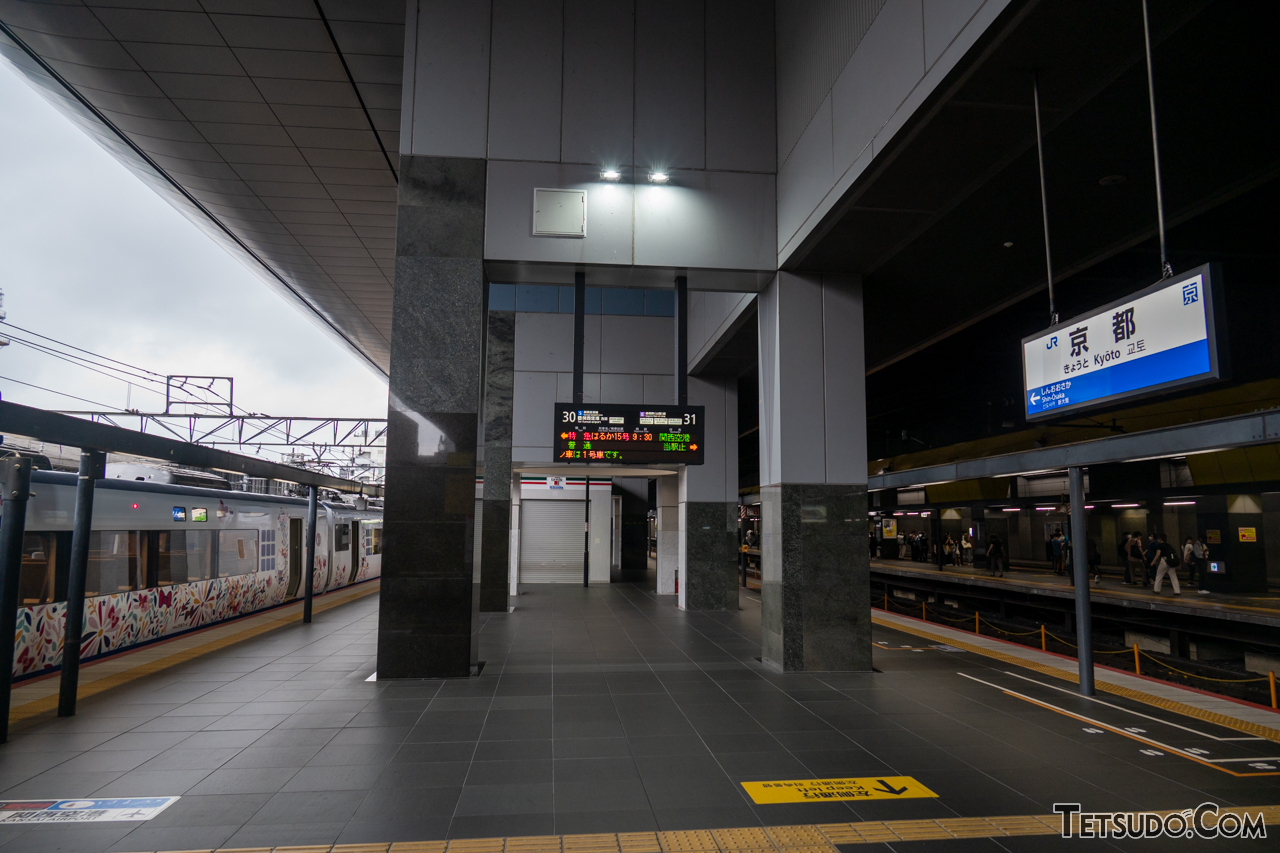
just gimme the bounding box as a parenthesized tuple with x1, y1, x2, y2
(287, 517, 303, 597)
(348, 519, 361, 584)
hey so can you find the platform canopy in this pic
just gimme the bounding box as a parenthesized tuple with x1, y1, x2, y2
(0, 0, 404, 375)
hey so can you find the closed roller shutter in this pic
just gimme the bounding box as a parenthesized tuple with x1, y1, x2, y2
(520, 500, 585, 583)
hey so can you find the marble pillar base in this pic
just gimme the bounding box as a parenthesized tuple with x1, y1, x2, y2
(761, 483, 870, 672)
(683, 501, 739, 610)
(479, 498, 511, 611)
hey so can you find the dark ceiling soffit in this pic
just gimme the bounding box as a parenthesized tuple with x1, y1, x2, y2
(869, 406, 1280, 491)
(779, 0, 1039, 274)
(313, 0, 398, 183)
(0, 19, 388, 380)
(483, 260, 775, 292)
(689, 295, 756, 376)
(0, 401, 376, 494)
(865, 160, 1280, 376)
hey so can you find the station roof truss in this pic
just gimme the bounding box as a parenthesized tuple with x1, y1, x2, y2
(0, 1, 404, 375)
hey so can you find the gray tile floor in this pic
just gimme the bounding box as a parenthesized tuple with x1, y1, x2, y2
(0, 583, 1277, 852)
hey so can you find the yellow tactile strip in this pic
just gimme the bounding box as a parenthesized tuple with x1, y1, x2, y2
(10, 580, 380, 728)
(871, 612, 1280, 743)
(118, 808, 1280, 852)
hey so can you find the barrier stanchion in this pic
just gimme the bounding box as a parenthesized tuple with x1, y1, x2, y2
(1133, 644, 1141, 676)
(885, 592, 888, 611)
(975, 611, 979, 635)
(1271, 672, 1277, 710)
(1040, 624, 1046, 652)
(922, 602, 927, 621)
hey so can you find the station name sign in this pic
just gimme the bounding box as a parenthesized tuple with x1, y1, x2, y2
(1022, 264, 1221, 421)
(554, 403, 705, 464)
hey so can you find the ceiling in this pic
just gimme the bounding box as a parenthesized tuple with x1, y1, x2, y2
(0, 0, 403, 375)
(785, 0, 1279, 458)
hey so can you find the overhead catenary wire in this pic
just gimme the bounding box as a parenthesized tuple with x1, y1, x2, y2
(1032, 70, 1057, 326)
(0, 374, 121, 411)
(1141, 0, 1173, 280)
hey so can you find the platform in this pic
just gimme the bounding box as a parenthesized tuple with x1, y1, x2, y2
(872, 560, 1280, 629)
(0, 586, 1276, 853)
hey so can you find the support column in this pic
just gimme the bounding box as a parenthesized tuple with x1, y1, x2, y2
(0, 457, 32, 742)
(376, 153, 487, 678)
(758, 273, 870, 672)
(679, 376, 739, 611)
(656, 475, 679, 595)
(304, 484, 317, 623)
(1069, 466, 1095, 696)
(58, 449, 105, 717)
(479, 309, 514, 611)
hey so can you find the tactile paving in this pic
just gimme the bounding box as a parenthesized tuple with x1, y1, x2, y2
(657, 830, 717, 852)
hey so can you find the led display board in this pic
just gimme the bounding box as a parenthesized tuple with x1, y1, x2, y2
(554, 403, 705, 464)
(1022, 264, 1221, 421)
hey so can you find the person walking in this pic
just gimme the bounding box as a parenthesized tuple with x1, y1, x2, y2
(987, 534, 1005, 577)
(1150, 533, 1181, 595)
(1143, 536, 1160, 588)
(1124, 532, 1145, 585)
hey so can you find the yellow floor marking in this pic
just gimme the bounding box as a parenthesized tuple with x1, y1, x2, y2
(10, 580, 379, 728)
(871, 612, 1280, 742)
(114, 808, 1280, 852)
(742, 777, 937, 804)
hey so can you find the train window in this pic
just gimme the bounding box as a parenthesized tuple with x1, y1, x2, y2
(334, 523, 350, 552)
(260, 528, 276, 574)
(216, 530, 259, 576)
(86, 531, 145, 596)
(155, 530, 214, 585)
(20, 533, 56, 605)
(369, 527, 382, 555)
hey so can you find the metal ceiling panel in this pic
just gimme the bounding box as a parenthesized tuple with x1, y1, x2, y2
(0, 0, 403, 375)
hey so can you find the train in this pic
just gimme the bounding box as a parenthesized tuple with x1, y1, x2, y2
(9, 466, 382, 680)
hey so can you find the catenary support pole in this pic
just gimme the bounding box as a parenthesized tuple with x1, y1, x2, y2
(675, 275, 688, 405)
(304, 484, 317, 623)
(583, 478, 591, 588)
(58, 449, 105, 717)
(0, 457, 33, 742)
(1069, 466, 1095, 696)
(1141, 0, 1172, 279)
(1032, 71, 1057, 325)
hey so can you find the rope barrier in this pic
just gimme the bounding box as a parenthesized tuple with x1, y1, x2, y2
(1135, 648, 1269, 683)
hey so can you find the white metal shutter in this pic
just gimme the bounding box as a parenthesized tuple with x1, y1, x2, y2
(520, 500, 585, 583)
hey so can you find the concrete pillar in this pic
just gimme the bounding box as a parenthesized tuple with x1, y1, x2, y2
(656, 475, 679, 595)
(479, 310, 515, 611)
(679, 376, 739, 611)
(509, 472, 520, 597)
(757, 272, 871, 672)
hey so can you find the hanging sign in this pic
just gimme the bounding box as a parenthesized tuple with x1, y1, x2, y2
(554, 403, 705, 464)
(1022, 264, 1221, 421)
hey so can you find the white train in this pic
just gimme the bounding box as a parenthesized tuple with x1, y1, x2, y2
(10, 468, 381, 680)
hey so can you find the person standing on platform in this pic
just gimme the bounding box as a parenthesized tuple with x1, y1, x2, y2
(986, 534, 1005, 577)
(1050, 531, 1064, 575)
(1124, 532, 1145, 586)
(961, 533, 973, 566)
(1088, 537, 1102, 585)
(1143, 535, 1160, 587)
(1195, 536, 1211, 595)
(1183, 537, 1197, 588)
(1150, 533, 1181, 595)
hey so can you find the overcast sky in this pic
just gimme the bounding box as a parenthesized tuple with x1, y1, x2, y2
(0, 61, 389, 421)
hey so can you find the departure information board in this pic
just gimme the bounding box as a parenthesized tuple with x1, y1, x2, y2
(554, 403, 705, 464)
(1022, 264, 1221, 421)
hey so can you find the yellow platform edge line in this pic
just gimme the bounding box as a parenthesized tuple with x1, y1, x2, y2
(9, 580, 380, 727)
(871, 612, 1280, 743)
(113, 808, 1280, 853)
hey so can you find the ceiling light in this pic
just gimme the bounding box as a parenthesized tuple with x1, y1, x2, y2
(1113, 503, 1139, 508)
(600, 168, 621, 181)
(1084, 505, 1094, 509)
(648, 171, 669, 183)
(1002, 508, 1020, 512)
(1036, 507, 1054, 511)
(1165, 501, 1196, 506)
(1003, 241, 1014, 248)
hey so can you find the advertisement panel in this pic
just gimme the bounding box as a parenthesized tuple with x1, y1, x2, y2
(1022, 264, 1220, 421)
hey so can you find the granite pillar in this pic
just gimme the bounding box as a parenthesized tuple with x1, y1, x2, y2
(377, 154, 487, 678)
(758, 272, 871, 671)
(479, 310, 514, 612)
(679, 376, 740, 611)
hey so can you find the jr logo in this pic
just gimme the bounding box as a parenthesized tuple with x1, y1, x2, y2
(1046, 336, 1058, 350)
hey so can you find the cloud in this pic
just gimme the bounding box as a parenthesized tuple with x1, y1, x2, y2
(0, 61, 389, 421)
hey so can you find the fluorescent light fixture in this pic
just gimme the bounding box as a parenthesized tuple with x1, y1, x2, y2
(1002, 508, 1021, 512)
(1084, 505, 1094, 509)
(907, 512, 919, 516)
(648, 170, 669, 183)
(1165, 500, 1196, 506)
(1113, 503, 1139, 508)
(893, 512, 904, 516)
(600, 168, 621, 181)
(1036, 507, 1054, 511)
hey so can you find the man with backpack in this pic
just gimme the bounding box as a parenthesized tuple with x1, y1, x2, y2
(1149, 533, 1181, 595)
